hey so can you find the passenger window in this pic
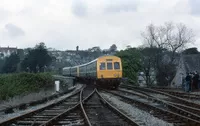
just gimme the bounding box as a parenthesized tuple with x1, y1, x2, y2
(114, 62, 120, 69)
(100, 63, 106, 70)
(107, 62, 113, 70)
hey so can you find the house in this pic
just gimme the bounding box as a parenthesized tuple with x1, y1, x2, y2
(0, 47, 17, 58)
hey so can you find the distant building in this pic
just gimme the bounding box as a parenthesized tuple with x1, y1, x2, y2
(0, 46, 17, 58)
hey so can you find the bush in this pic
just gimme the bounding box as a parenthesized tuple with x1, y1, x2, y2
(0, 72, 53, 100)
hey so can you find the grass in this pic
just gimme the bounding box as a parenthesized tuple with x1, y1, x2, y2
(0, 72, 54, 100)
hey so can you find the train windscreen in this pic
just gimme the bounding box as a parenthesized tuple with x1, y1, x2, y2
(107, 62, 113, 70)
(100, 62, 106, 70)
(114, 62, 120, 70)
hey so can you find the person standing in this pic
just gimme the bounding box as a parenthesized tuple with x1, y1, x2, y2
(185, 72, 191, 92)
(196, 71, 200, 89)
(192, 71, 199, 90)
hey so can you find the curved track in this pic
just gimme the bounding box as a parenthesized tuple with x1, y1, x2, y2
(0, 88, 85, 126)
(120, 85, 200, 110)
(0, 88, 76, 115)
(1, 85, 141, 126)
(113, 85, 200, 125)
(153, 88, 200, 100)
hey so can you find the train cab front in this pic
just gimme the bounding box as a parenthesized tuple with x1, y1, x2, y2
(97, 57, 122, 89)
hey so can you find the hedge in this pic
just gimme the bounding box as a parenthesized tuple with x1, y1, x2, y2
(0, 72, 53, 100)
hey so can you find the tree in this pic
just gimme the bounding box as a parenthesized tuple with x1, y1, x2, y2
(2, 53, 20, 73)
(88, 46, 101, 52)
(126, 45, 131, 49)
(87, 46, 102, 58)
(142, 22, 194, 63)
(21, 42, 52, 73)
(116, 48, 142, 83)
(0, 58, 5, 73)
(109, 44, 117, 52)
(141, 22, 194, 86)
(140, 47, 163, 86)
(0, 53, 4, 59)
(182, 47, 199, 55)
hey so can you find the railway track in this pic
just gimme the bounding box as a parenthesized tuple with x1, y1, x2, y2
(82, 84, 96, 100)
(120, 85, 200, 116)
(120, 85, 200, 109)
(106, 87, 200, 125)
(0, 88, 85, 126)
(0, 87, 76, 115)
(40, 87, 95, 126)
(82, 89, 141, 126)
(1, 85, 141, 126)
(153, 88, 200, 100)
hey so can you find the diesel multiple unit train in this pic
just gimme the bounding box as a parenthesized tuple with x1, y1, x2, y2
(62, 55, 122, 89)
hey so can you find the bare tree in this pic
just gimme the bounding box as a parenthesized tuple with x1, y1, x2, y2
(141, 22, 195, 86)
(142, 22, 194, 62)
(165, 23, 194, 62)
(141, 24, 166, 48)
(140, 47, 163, 86)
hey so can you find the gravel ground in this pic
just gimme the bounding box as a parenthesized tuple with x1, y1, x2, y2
(119, 88, 148, 98)
(0, 84, 83, 123)
(100, 93, 173, 126)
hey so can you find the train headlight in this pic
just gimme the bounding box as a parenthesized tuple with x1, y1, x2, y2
(114, 74, 119, 77)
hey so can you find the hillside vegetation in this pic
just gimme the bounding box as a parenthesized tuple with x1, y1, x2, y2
(0, 73, 54, 100)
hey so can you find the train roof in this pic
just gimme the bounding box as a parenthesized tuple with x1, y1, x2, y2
(97, 55, 120, 59)
(63, 67, 71, 70)
(78, 55, 120, 66)
(62, 55, 120, 69)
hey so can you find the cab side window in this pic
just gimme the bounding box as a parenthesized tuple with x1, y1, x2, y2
(100, 62, 106, 70)
(107, 62, 113, 70)
(114, 62, 120, 69)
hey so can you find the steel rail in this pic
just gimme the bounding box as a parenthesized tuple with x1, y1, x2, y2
(0, 87, 76, 114)
(130, 89, 200, 122)
(104, 89, 200, 125)
(155, 89, 200, 100)
(120, 85, 200, 109)
(0, 88, 83, 126)
(79, 88, 93, 126)
(39, 88, 95, 126)
(95, 89, 142, 126)
(119, 86, 200, 120)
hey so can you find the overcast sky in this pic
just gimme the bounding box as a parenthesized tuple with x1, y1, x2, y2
(0, 0, 199, 50)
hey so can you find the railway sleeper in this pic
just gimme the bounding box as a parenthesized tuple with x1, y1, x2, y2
(17, 120, 47, 125)
(22, 117, 51, 121)
(125, 88, 200, 122)
(106, 90, 200, 125)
